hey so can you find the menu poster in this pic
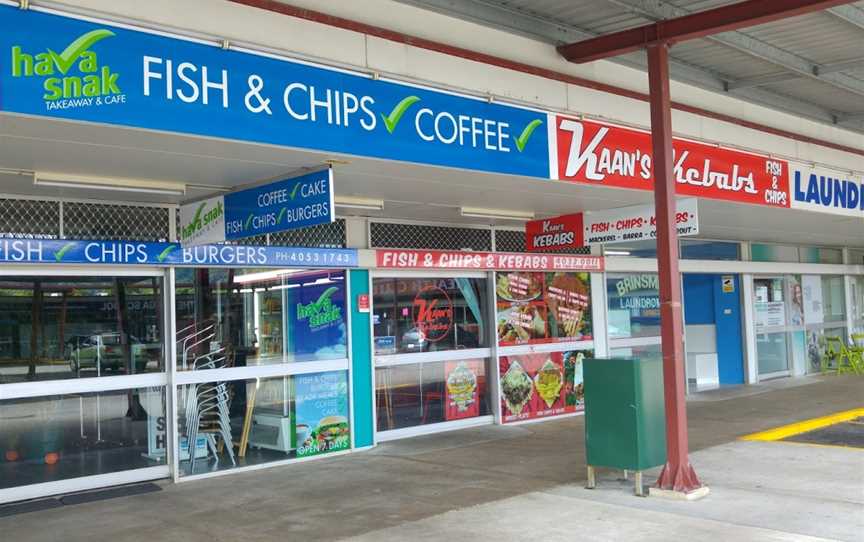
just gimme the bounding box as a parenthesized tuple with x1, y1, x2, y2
(801, 275, 824, 325)
(294, 371, 350, 457)
(500, 353, 569, 423)
(755, 302, 786, 329)
(789, 275, 804, 326)
(444, 359, 482, 421)
(563, 350, 591, 412)
(496, 272, 592, 346)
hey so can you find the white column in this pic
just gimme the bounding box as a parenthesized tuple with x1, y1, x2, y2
(165, 267, 180, 482)
(487, 270, 502, 424)
(590, 272, 609, 358)
(741, 273, 759, 384)
(344, 217, 368, 249)
(842, 248, 855, 341)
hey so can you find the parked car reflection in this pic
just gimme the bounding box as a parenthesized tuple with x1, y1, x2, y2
(66, 333, 162, 374)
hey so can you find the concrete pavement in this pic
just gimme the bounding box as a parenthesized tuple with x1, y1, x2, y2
(1, 374, 861, 541)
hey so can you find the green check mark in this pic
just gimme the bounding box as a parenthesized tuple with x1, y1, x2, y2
(289, 182, 302, 200)
(54, 242, 77, 262)
(514, 119, 543, 152)
(192, 201, 207, 226)
(381, 96, 421, 134)
(276, 208, 287, 225)
(245, 213, 255, 231)
(47, 29, 115, 75)
(157, 244, 177, 263)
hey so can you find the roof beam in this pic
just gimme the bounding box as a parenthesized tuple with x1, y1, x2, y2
(726, 57, 864, 90)
(836, 111, 864, 124)
(558, 0, 856, 62)
(570, 0, 864, 99)
(827, 5, 864, 30)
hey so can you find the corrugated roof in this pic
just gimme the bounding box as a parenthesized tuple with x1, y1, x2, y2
(398, 0, 864, 134)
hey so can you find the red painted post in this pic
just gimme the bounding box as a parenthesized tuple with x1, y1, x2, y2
(646, 43, 702, 493)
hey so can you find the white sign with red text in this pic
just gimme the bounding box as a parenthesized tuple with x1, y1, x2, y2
(376, 249, 604, 271)
(583, 198, 699, 246)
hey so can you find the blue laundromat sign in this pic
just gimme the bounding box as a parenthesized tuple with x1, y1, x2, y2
(0, 238, 358, 267)
(0, 5, 549, 178)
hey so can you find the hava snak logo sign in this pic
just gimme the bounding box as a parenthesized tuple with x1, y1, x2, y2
(297, 287, 342, 330)
(10, 29, 124, 108)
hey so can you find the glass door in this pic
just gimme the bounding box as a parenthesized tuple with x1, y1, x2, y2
(372, 272, 493, 438)
(753, 276, 791, 377)
(0, 270, 169, 504)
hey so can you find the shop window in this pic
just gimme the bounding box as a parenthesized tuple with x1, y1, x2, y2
(495, 272, 592, 346)
(372, 277, 488, 354)
(610, 343, 662, 363)
(499, 350, 590, 423)
(0, 387, 165, 490)
(799, 247, 843, 264)
(604, 240, 657, 258)
(495, 272, 593, 425)
(174, 268, 347, 369)
(751, 243, 799, 263)
(606, 274, 661, 339)
(178, 372, 350, 476)
(852, 276, 864, 333)
(680, 240, 740, 261)
(820, 275, 847, 323)
(376, 359, 491, 431)
(0, 276, 164, 383)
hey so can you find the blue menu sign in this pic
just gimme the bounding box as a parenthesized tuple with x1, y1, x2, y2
(179, 169, 335, 245)
(224, 169, 334, 240)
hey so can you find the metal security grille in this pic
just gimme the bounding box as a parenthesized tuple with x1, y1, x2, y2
(269, 219, 346, 248)
(370, 222, 492, 251)
(494, 229, 527, 253)
(494, 228, 591, 254)
(0, 198, 61, 238)
(64, 202, 171, 241)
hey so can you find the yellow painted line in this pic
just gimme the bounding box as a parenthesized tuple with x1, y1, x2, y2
(740, 408, 864, 442)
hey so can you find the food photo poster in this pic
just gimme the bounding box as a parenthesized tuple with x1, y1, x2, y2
(495, 272, 592, 346)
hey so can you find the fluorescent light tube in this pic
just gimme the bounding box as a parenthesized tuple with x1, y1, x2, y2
(233, 269, 301, 284)
(335, 196, 384, 211)
(35, 172, 186, 196)
(460, 206, 534, 221)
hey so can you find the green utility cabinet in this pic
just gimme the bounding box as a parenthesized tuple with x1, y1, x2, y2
(583, 357, 666, 495)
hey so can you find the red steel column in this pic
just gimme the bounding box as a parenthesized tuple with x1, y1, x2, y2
(646, 43, 702, 493)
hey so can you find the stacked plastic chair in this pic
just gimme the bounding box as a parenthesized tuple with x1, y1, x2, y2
(175, 322, 236, 472)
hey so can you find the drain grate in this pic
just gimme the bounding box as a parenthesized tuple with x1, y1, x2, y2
(59, 482, 162, 506)
(785, 417, 864, 448)
(0, 498, 63, 518)
(0, 482, 162, 518)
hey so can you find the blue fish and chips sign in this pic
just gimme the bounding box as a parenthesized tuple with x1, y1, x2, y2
(0, 5, 550, 179)
(179, 169, 335, 245)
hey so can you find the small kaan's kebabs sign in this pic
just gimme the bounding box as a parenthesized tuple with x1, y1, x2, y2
(526, 198, 699, 251)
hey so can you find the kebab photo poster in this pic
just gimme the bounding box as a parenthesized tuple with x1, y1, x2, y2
(499, 350, 591, 423)
(496, 272, 592, 345)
